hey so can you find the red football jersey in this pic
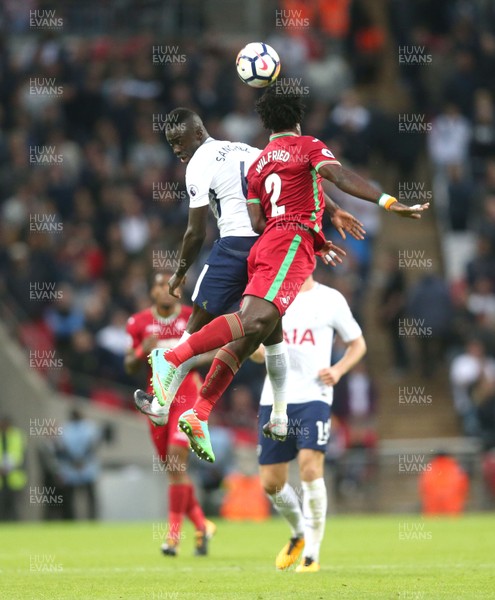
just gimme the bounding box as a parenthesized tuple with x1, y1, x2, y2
(126, 305, 194, 394)
(247, 133, 340, 242)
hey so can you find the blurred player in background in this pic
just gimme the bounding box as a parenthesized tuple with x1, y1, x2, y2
(148, 88, 428, 463)
(135, 108, 364, 439)
(252, 275, 366, 573)
(125, 272, 215, 556)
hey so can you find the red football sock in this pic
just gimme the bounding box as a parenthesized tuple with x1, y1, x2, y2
(185, 484, 206, 531)
(194, 347, 241, 420)
(168, 483, 190, 544)
(166, 314, 244, 367)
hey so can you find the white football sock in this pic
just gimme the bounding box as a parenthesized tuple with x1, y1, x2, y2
(268, 482, 304, 538)
(265, 342, 288, 418)
(301, 478, 327, 563)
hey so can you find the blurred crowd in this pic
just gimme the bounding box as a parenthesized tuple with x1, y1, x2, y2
(390, 0, 495, 448)
(0, 0, 494, 475)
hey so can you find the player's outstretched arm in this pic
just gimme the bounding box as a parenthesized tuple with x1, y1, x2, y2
(319, 164, 430, 219)
(323, 193, 366, 240)
(318, 335, 367, 387)
(169, 205, 209, 298)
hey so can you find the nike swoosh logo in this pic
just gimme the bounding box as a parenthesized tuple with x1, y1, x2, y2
(255, 50, 268, 70)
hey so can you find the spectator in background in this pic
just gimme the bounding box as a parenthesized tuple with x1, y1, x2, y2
(1, 182, 35, 231)
(450, 339, 495, 436)
(466, 235, 495, 291)
(128, 116, 169, 175)
(476, 377, 495, 451)
(377, 251, 410, 375)
(446, 163, 475, 231)
(44, 284, 85, 356)
(326, 89, 371, 166)
(4, 242, 45, 319)
(266, 31, 309, 80)
(449, 283, 478, 356)
(118, 187, 150, 255)
(466, 276, 495, 326)
(428, 103, 471, 172)
(443, 49, 479, 117)
(470, 90, 495, 177)
(58, 408, 106, 520)
(477, 194, 495, 257)
(65, 329, 101, 398)
(96, 309, 130, 382)
(0, 415, 27, 521)
(37, 425, 66, 520)
(327, 164, 380, 294)
(220, 84, 262, 144)
(406, 274, 453, 378)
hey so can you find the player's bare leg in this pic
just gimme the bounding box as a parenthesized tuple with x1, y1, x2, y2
(177, 296, 281, 461)
(177, 334, 263, 462)
(161, 444, 215, 556)
(151, 294, 280, 410)
(186, 304, 217, 332)
(259, 463, 304, 570)
(295, 449, 326, 573)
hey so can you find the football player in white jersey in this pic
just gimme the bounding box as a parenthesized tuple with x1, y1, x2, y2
(252, 274, 366, 572)
(135, 108, 365, 432)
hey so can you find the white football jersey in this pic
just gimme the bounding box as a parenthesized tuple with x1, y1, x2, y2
(260, 283, 362, 406)
(185, 138, 260, 238)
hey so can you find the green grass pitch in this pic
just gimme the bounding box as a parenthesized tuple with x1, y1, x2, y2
(1, 515, 494, 599)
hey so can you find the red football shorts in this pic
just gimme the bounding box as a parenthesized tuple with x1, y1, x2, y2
(147, 372, 201, 460)
(243, 226, 316, 315)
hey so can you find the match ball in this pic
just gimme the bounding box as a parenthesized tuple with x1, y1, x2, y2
(236, 42, 281, 88)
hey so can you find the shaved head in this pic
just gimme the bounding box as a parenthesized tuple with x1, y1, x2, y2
(165, 107, 209, 164)
(166, 108, 205, 131)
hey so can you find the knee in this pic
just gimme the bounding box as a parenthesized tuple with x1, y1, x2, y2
(241, 313, 275, 338)
(263, 481, 283, 496)
(300, 462, 323, 483)
(168, 469, 189, 485)
(260, 473, 286, 496)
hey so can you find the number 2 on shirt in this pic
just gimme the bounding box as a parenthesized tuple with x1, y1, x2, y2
(265, 173, 285, 217)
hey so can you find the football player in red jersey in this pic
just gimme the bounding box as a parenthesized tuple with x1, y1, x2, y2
(149, 88, 429, 462)
(125, 272, 215, 556)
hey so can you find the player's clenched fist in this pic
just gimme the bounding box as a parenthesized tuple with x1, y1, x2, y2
(318, 366, 343, 386)
(168, 272, 186, 298)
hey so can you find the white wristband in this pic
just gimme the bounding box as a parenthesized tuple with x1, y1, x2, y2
(378, 193, 397, 210)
